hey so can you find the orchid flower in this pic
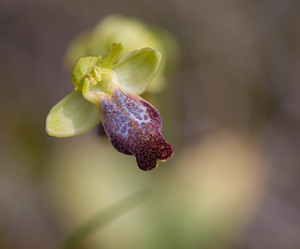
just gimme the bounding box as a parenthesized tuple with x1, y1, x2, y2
(46, 43, 173, 171)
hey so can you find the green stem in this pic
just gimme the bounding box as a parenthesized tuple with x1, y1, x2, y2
(54, 189, 150, 249)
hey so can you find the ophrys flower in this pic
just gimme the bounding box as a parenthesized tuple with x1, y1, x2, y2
(46, 44, 173, 170)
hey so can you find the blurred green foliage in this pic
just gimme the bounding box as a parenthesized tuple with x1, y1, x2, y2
(64, 15, 179, 93)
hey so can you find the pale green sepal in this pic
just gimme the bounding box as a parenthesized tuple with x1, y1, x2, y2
(46, 91, 101, 137)
(72, 56, 102, 91)
(113, 48, 161, 95)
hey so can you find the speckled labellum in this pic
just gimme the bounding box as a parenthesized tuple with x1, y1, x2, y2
(99, 87, 173, 171)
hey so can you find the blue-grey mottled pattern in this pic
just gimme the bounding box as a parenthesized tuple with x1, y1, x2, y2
(100, 88, 173, 171)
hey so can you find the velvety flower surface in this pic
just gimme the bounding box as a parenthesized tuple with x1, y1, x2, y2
(46, 43, 173, 171)
(100, 87, 173, 170)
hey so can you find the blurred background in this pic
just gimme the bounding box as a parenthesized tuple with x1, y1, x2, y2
(1, 0, 300, 248)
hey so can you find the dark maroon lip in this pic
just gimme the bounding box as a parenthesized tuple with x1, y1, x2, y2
(99, 88, 173, 171)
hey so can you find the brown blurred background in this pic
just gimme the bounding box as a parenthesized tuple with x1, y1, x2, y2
(1, 0, 300, 249)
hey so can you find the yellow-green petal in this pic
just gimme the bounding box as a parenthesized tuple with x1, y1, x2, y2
(46, 91, 100, 137)
(113, 48, 161, 95)
(72, 56, 102, 91)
